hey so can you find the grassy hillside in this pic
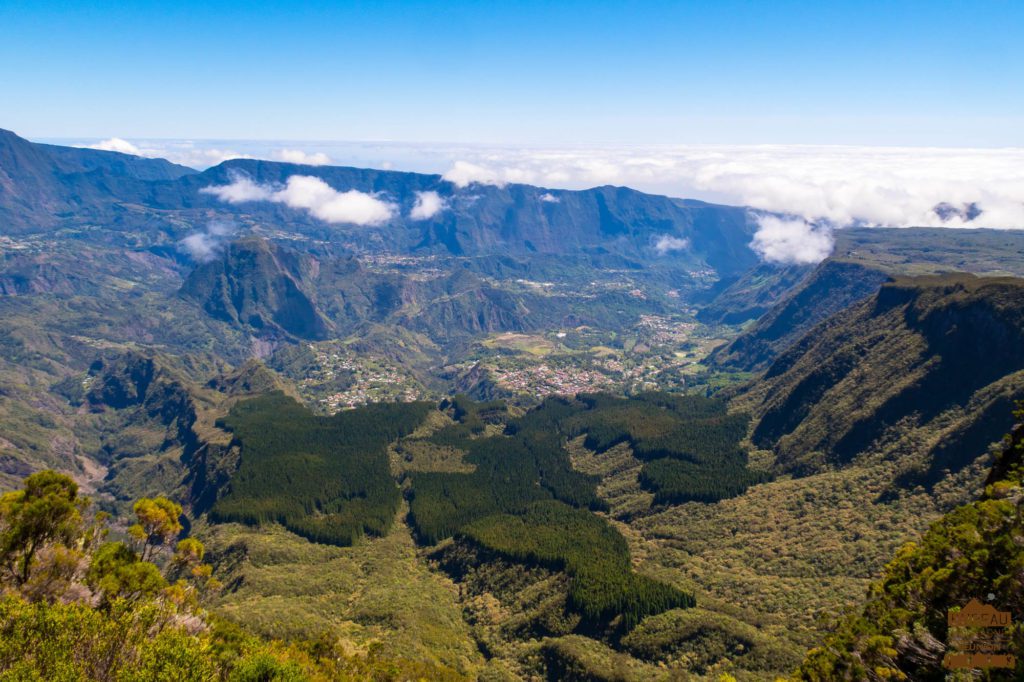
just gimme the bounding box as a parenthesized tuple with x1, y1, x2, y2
(0, 470, 465, 681)
(201, 514, 485, 678)
(405, 395, 706, 632)
(697, 262, 813, 326)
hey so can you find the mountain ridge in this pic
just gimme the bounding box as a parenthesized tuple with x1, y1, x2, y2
(0, 129, 760, 277)
(741, 273, 1024, 486)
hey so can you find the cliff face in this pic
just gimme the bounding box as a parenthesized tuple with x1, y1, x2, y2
(1, 130, 761, 279)
(746, 275, 1024, 482)
(181, 160, 759, 272)
(696, 262, 813, 326)
(711, 259, 892, 371)
(179, 238, 333, 341)
(85, 352, 200, 454)
(0, 128, 195, 231)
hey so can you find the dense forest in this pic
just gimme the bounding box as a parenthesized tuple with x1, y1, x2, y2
(405, 392, 760, 631)
(409, 396, 607, 545)
(211, 392, 433, 546)
(463, 500, 694, 630)
(563, 392, 761, 503)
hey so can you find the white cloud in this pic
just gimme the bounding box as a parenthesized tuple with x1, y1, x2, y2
(274, 149, 332, 166)
(442, 158, 584, 189)
(276, 176, 394, 224)
(443, 161, 504, 187)
(749, 215, 834, 264)
(654, 235, 690, 255)
(180, 233, 218, 261)
(201, 174, 395, 226)
(178, 220, 237, 262)
(539, 193, 560, 203)
(200, 174, 272, 203)
(88, 138, 142, 155)
(409, 191, 446, 220)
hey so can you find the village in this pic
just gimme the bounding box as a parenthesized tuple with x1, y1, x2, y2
(291, 344, 427, 413)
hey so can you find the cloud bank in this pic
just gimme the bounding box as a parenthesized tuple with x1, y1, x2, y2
(78, 138, 252, 167)
(430, 144, 1024, 263)
(73, 138, 1024, 232)
(749, 216, 835, 264)
(429, 145, 1024, 231)
(442, 161, 504, 188)
(410, 191, 446, 220)
(201, 174, 395, 226)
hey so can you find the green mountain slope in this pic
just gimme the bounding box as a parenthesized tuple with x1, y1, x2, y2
(696, 262, 813, 326)
(210, 392, 432, 545)
(796, 410, 1024, 681)
(714, 228, 1024, 372)
(180, 238, 333, 340)
(740, 274, 1024, 485)
(1, 130, 760, 276)
(179, 236, 677, 347)
(712, 259, 891, 371)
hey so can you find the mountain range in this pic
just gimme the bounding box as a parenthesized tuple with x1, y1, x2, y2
(1, 129, 1023, 680)
(0, 128, 758, 276)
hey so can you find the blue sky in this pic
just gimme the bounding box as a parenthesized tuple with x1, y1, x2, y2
(2, 0, 1021, 145)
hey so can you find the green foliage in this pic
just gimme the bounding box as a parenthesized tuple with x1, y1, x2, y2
(86, 541, 168, 605)
(228, 650, 307, 682)
(408, 396, 606, 545)
(425, 394, 508, 448)
(622, 607, 799, 675)
(794, 412, 1024, 680)
(0, 470, 467, 681)
(128, 495, 183, 561)
(0, 594, 219, 681)
(407, 395, 699, 631)
(448, 393, 507, 432)
(462, 500, 694, 630)
(538, 634, 656, 681)
(746, 274, 1024, 481)
(563, 392, 758, 503)
(566, 392, 749, 459)
(712, 259, 891, 372)
(0, 592, 470, 682)
(0, 470, 89, 586)
(211, 392, 432, 546)
(205, 517, 483, 677)
(640, 458, 768, 505)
